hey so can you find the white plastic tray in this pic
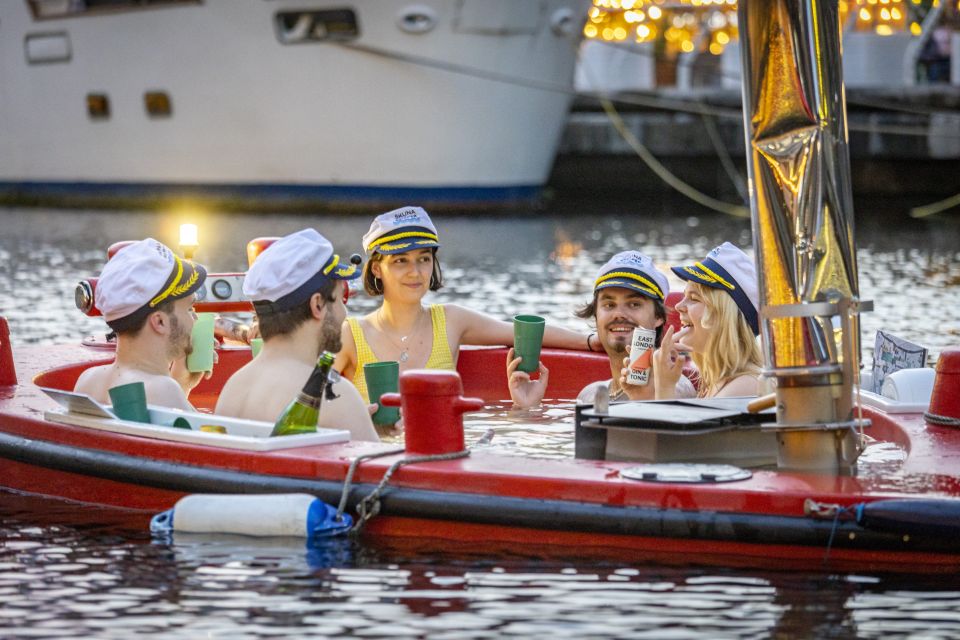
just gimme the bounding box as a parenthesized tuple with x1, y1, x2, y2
(855, 388, 928, 414)
(42, 401, 349, 451)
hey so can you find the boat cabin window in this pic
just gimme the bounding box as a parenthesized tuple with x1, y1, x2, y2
(28, 0, 200, 20)
(273, 9, 359, 44)
(86, 93, 110, 120)
(144, 91, 172, 118)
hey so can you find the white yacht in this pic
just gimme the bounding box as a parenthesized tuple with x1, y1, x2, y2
(0, 0, 589, 207)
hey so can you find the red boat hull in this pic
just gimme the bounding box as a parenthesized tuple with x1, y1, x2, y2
(3, 339, 960, 572)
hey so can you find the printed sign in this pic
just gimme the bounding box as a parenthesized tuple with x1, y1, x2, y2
(872, 331, 928, 394)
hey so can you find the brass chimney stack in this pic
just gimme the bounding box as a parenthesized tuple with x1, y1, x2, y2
(738, 0, 871, 471)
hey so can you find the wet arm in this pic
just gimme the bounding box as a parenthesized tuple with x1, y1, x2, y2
(452, 304, 591, 350)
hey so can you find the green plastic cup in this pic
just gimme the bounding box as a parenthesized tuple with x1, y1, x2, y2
(250, 337, 263, 359)
(513, 314, 546, 373)
(364, 361, 400, 426)
(186, 312, 216, 373)
(108, 381, 151, 423)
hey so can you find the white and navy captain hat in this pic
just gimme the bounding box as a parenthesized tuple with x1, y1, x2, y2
(671, 242, 760, 335)
(243, 228, 360, 315)
(594, 251, 669, 302)
(96, 237, 207, 330)
(362, 206, 440, 255)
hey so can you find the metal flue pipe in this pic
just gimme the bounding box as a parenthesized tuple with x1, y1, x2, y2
(738, 0, 870, 470)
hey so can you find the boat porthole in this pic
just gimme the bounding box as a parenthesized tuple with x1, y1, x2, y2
(397, 5, 437, 34)
(549, 8, 575, 37)
(74, 281, 94, 313)
(211, 279, 233, 300)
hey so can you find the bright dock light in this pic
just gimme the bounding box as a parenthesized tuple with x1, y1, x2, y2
(179, 223, 199, 259)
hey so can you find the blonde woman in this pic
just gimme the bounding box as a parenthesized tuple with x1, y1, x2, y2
(652, 242, 762, 398)
(336, 206, 596, 403)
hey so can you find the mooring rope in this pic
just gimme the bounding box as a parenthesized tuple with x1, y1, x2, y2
(922, 411, 960, 427)
(335, 430, 496, 534)
(334, 447, 405, 522)
(351, 449, 471, 534)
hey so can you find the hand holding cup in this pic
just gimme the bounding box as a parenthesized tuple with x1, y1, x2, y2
(512, 315, 545, 374)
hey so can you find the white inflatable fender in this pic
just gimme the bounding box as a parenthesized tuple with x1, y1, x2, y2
(150, 493, 351, 538)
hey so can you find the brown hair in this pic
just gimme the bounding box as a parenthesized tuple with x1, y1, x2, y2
(255, 279, 337, 340)
(362, 248, 444, 296)
(108, 298, 176, 336)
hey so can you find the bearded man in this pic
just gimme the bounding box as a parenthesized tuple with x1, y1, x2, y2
(74, 238, 209, 410)
(215, 229, 378, 441)
(508, 251, 696, 408)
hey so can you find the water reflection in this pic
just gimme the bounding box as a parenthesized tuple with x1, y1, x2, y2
(2, 204, 957, 363)
(4, 488, 960, 638)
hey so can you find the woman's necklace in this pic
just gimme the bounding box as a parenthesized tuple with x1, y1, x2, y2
(378, 307, 424, 363)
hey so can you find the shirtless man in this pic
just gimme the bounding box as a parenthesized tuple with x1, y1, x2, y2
(508, 251, 695, 408)
(216, 229, 378, 442)
(74, 238, 209, 410)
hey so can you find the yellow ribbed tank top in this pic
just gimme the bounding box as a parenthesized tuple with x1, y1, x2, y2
(347, 304, 455, 402)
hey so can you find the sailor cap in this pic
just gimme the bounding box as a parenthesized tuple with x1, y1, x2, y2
(594, 251, 669, 302)
(243, 229, 360, 314)
(671, 242, 760, 335)
(96, 238, 207, 327)
(362, 206, 441, 255)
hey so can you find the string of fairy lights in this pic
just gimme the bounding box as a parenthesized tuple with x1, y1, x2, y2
(584, 0, 946, 56)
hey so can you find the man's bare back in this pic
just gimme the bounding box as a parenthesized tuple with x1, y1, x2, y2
(74, 363, 193, 411)
(216, 354, 378, 441)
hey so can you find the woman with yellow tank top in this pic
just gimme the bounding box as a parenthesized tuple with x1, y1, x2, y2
(336, 206, 597, 403)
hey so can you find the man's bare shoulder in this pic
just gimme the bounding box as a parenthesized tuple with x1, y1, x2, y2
(73, 365, 112, 403)
(216, 360, 260, 415)
(75, 364, 191, 410)
(141, 375, 193, 410)
(217, 356, 311, 422)
(320, 377, 378, 441)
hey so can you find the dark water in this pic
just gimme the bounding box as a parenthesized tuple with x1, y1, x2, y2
(2, 203, 960, 637)
(3, 490, 960, 639)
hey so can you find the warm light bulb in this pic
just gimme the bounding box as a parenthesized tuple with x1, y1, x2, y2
(179, 223, 199, 249)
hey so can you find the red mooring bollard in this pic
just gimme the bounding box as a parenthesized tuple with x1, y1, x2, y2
(380, 370, 484, 455)
(927, 349, 960, 422)
(0, 317, 18, 386)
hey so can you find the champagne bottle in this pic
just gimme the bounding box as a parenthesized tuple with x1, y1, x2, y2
(270, 351, 336, 437)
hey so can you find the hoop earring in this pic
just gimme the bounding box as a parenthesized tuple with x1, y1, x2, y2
(373, 276, 383, 295)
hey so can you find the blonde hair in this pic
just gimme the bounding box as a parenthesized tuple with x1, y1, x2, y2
(689, 283, 762, 397)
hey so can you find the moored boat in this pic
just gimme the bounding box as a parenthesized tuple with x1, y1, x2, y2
(0, 0, 588, 208)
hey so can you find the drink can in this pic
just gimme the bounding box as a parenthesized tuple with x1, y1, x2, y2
(627, 327, 656, 386)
